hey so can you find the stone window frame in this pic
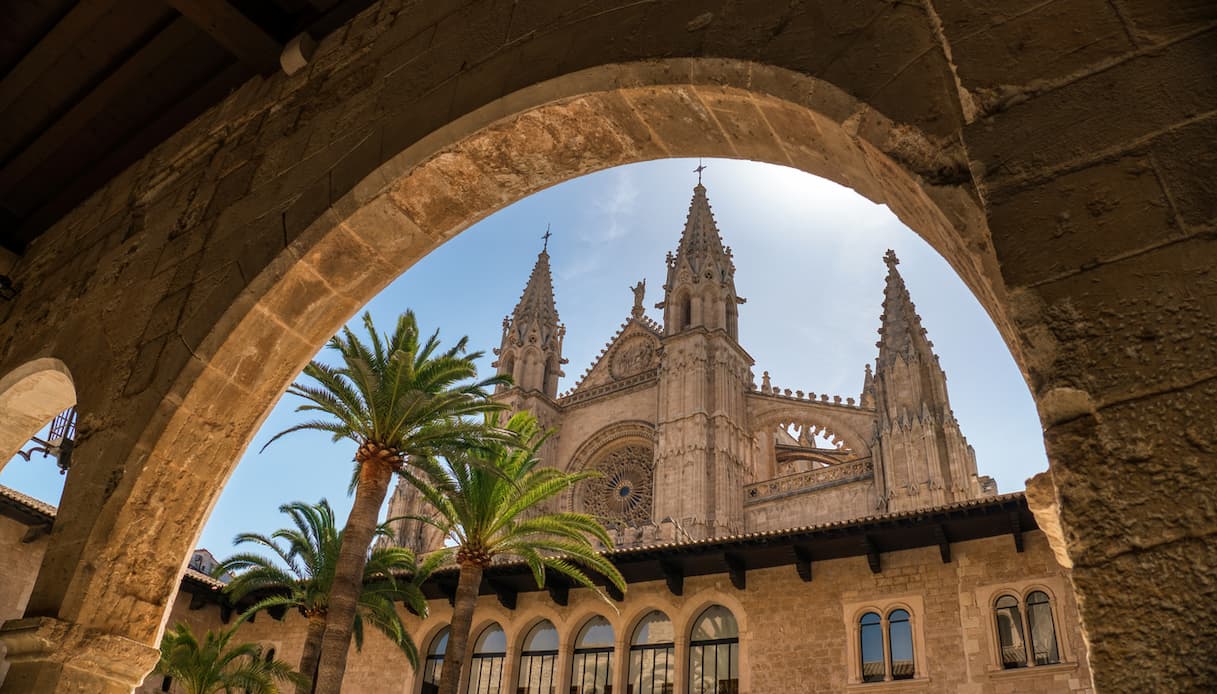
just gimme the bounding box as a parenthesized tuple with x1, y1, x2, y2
(975, 578, 1077, 675)
(842, 594, 929, 687)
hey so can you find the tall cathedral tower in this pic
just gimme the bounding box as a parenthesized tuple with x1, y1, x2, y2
(491, 242, 567, 468)
(653, 183, 753, 539)
(868, 250, 983, 512)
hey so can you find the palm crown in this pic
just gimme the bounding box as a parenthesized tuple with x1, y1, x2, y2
(402, 411, 627, 694)
(156, 620, 306, 694)
(407, 411, 626, 593)
(264, 310, 509, 471)
(214, 500, 440, 665)
(264, 310, 509, 694)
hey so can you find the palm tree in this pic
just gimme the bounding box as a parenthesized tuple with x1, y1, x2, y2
(155, 620, 306, 694)
(401, 411, 627, 694)
(214, 500, 442, 693)
(264, 311, 507, 694)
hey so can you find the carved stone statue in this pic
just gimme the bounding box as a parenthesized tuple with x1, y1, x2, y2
(631, 279, 646, 318)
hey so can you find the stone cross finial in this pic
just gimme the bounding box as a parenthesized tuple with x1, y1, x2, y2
(631, 279, 646, 318)
(884, 249, 900, 267)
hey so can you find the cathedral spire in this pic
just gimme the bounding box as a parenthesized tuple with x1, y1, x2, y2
(512, 247, 559, 330)
(869, 250, 984, 511)
(659, 182, 745, 338)
(493, 242, 566, 397)
(876, 250, 935, 368)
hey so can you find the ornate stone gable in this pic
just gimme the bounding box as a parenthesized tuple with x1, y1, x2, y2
(563, 317, 662, 395)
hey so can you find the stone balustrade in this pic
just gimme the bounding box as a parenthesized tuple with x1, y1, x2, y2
(744, 459, 874, 505)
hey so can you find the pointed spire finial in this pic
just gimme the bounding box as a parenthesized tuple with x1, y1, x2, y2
(694, 159, 707, 185)
(884, 249, 899, 267)
(542, 224, 553, 252)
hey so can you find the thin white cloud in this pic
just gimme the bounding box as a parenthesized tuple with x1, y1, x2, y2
(585, 168, 639, 243)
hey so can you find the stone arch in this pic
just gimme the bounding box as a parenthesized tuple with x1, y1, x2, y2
(0, 358, 76, 475)
(3, 59, 999, 678)
(510, 613, 565, 656)
(621, 604, 679, 648)
(565, 421, 657, 525)
(749, 400, 876, 460)
(0, 2, 1203, 688)
(674, 590, 750, 641)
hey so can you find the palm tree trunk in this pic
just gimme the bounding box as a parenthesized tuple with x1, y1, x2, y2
(312, 458, 395, 694)
(437, 562, 484, 694)
(297, 612, 326, 694)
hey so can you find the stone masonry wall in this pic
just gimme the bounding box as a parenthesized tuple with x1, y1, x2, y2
(0, 512, 49, 684)
(0, 1, 1211, 690)
(129, 531, 1090, 694)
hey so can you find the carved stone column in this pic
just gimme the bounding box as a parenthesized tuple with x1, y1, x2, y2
(0, 617, 160, 693)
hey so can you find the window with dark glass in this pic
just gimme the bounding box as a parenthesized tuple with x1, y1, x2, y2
(517, 620, 558, 694)
(468, 624, 506, 694)
(1025, 591, 1060, 666)
(994, 595, 1028, 669)
(887, 610, 913, 680)
(689, 605, 739, 694)
(422, 627, 449, 694)
(628, 610, 675, 694)
(991, 590, 1064, 670)
(859, 612, 884, 683)
(570, 616, 614, 694)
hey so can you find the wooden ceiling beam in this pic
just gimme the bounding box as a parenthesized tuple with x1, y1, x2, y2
(166, 0, 283, 74)
(546, 575, 570, 607)
(0, 18, 198, 199)
(792, 544, 813, 582)
(0, 0, 121, 112)
(5, 60, 250, 251)
(659, 560, 684, 596)
(487, 578, 517, 610)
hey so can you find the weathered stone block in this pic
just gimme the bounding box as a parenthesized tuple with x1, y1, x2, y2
(939, 0, 1134, 90)
(966, 28, 1217, 188)
(987, 152, 1180, 288)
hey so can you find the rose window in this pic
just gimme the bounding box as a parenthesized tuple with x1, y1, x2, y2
(581, 445, 654, 526)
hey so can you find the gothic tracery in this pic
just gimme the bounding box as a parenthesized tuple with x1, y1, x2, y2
(578, 444, 654, 526)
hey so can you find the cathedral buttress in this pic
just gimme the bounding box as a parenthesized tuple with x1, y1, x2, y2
(653, 183, 754, 540)
(870, 250, 987, 512)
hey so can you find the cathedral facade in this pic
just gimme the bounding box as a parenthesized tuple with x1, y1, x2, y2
(370, 184, 1092, 694)
(0, 184, 1093, 693)
(392, 182, 995, 548)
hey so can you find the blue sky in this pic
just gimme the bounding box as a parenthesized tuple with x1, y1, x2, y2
(1, 158, 1048, 557)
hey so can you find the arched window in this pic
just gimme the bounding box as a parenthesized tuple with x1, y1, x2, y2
(422, 627, 449, 694)
(629, 610, 675, 694)
(859, 612, 884, 683)
(993, 591, 1060, 669)
(499, 354, 516, 391)
(681, 294, 692, 330)
(517, 620, 559, 694)
(1026, 591, 1060, 665)
(468, 624, 506, 694)
(689, 605, 739, 694)
(570, 616, 614, 694)
(887, 610, 913, 680)
(994, 595, 1028, 668)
